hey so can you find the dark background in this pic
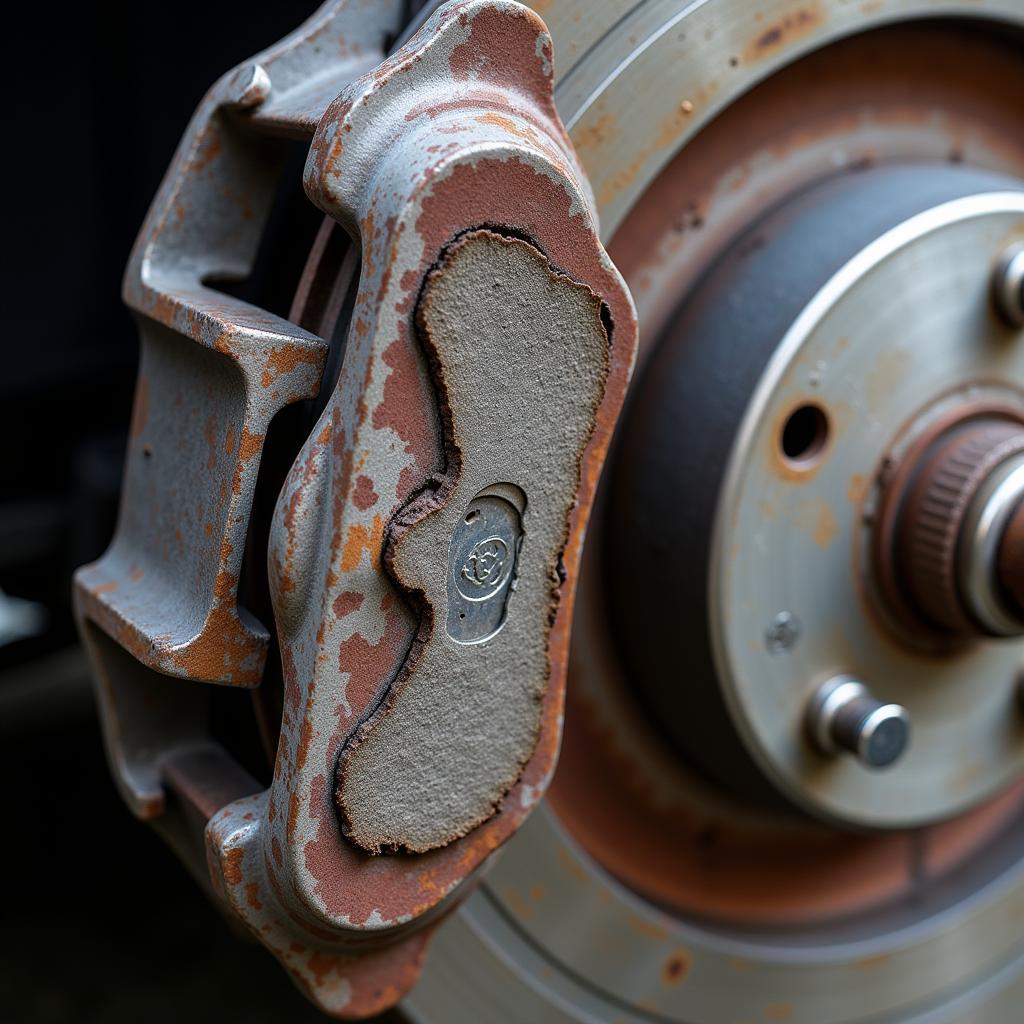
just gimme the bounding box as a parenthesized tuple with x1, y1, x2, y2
(2, 4, 404, 1021)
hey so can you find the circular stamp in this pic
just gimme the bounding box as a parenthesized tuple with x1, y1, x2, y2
(457, 536, 511, 601)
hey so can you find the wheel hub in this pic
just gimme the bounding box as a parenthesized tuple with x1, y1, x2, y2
(877, 408, 1024, 639)
(610, 165, 1024, 829)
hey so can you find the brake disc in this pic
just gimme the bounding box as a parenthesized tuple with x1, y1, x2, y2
(74, 0, 1024, 1021)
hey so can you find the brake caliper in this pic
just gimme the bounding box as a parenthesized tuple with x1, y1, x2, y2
(74, 1, 636, 1016)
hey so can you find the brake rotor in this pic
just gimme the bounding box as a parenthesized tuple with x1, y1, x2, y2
(402, 3, 1024, 1022)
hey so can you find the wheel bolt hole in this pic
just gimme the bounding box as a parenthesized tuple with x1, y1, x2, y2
(780, 403, 829, 466)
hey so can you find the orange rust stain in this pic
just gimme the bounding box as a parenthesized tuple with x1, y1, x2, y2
(260, 343, 324, 390)
(571, 111, 619, 153)
(166, 556, 264, 685)
(628, 914, 670, 941)
(211, 330, 235, 356)
(814, 502, 840, 548)
(191, 127, 222, 175)
(223, 847, 244, 886)
(244, 882, 262, 910)
(743, 5, 824, 63)
(287, 791, 302, 843)
(92, 580, 118, 596)
(593, 82, 719, 208)
(662, 950, 691, 986)
(339, 514, 385, 573)
(501, 885, 534, 921)
(130, 376, 150, 438)
(225, 423, 236, 456)
(555, 845, 589, 884)
(792, 499, 840, 547)
(475, 111, 537, 142)
(307, 950, 343, 987)
(232, 427, 265, 496)
(847, 472, 870, 504)
(238, 427, 263, 464)
(296, 715, 316, 775)
(765, 1004, 795, 1021)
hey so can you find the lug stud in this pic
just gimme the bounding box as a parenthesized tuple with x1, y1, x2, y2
(807, 676, 910, 769)
(993, 243, 1024, 327)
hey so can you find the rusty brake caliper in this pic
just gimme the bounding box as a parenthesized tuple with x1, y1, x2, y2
(73, 0, 636, 1017)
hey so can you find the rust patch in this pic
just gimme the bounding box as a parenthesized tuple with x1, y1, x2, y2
(223, 847, 244, 886)
(475, 110, 538, 143)
(335, 610, 407, 723)
(339, 514, 384, 573)
(130, 376, 150, 438)
(629, 914, 669, 941)
(332, 591, 364, 619)
(371, 337, 441, 501)
(847, 472, 870, 504)
(662, 950, 691, 986)
(743, 5, 824, 63)
(572, 110, 620, 154)
(448, 4, 558, 125)
(244, 882, 262, 910)
(352, 474, 379, 511)
(260, 343, 324, 389)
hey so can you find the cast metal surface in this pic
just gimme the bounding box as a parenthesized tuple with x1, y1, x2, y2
(73, 0, 636, 1017)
